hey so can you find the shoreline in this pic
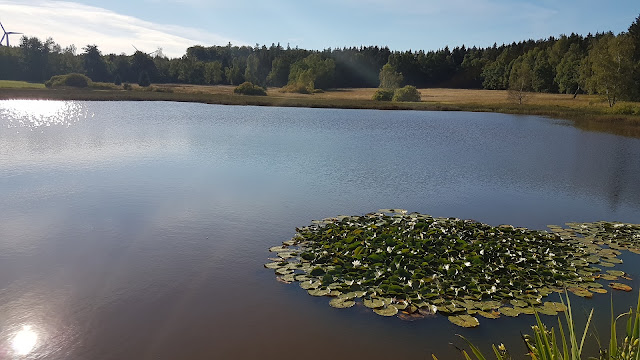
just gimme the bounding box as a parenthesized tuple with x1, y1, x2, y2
(2, 87, 640, 137)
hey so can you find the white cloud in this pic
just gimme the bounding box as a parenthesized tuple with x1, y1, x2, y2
(0, 0, 243, 57)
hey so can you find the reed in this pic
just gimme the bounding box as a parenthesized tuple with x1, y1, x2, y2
(440, 291, 640, 360)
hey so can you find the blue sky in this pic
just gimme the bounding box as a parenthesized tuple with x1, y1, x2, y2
(1, 0, 639, 58)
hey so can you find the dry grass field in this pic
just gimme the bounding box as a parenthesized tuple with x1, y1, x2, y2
(152, 84, 615, 110)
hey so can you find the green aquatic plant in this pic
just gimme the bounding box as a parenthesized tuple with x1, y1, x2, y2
(441, 290, 640, 360)
(265, 210, 640, 326)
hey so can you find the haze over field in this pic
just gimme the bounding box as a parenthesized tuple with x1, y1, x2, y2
(1, 0, 639, 57)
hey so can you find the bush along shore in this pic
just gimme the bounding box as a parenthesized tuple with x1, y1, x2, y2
(265, 209, 640, 327)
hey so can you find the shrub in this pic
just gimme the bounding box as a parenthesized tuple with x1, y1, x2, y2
(90, 82, 120, 90)
(123, 83, 132, 90)
(281, 83, 311, 94)
(138, 71, 151, 87)
(44, 73, 91, 88)
(612, 103, 640, 115)
(234, 81, 267, 96)
(114, 74, 122, 86)
(372, 88, 394, 101)
(392, 85, 421, 102)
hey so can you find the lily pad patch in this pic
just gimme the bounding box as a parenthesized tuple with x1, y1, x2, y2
(267, 211, 640, 327)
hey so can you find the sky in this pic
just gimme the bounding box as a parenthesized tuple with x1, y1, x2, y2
(0, 0, 639, 58)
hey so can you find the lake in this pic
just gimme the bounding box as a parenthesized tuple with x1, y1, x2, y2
(1, 100, 639, 359)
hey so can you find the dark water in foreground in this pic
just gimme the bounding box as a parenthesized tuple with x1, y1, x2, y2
(1, 100, 640, 359)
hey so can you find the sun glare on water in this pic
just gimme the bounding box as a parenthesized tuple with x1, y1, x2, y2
(11, 325, 38, 356)
(0, 100, 92, 129)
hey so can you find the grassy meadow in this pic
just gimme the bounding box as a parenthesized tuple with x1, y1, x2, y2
(0, 80, 46, 89)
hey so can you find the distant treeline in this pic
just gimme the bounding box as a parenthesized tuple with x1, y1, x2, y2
(1, 15, 639, 103)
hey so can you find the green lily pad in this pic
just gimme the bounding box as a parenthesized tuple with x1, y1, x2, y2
(499, 307, 521, 317)
(264, 262, 284, 269)
(308, 288, 331, 296)
(543, 302, 567, 312)
(275, 268, 293, 275)
(510, 300, 528, 307)
(329, 298, 356, 308)
(363, 298, 385, 308)
(604, 257, 623, 264)
(448, 315, 480, 328)
(373, 305, 399, 316)
(477, 311, 500, 319)
(300, 281, 320, 290)
(519, 307, 535, 315)
(609, 283, 632, 292)
(535, 307, 558, 316)
(606, 270, 626, 277)
(600, 274, 619, 281)
(568, 288, 593, 298)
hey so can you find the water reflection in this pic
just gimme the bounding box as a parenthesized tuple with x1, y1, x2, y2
(0, 100, 92, 129)
(0, 101, 639, 359)
(11, 325, 37, 356)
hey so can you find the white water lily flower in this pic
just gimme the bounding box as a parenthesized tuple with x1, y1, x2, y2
(443, 264, 450, 271)
(491, 285, 497, 293)
(352, 260, 361, 267)
(407, 280, 412, 287)
(464, 261, 471, 267)
(431, 304, 438, 313)
(480, 249, 485, 255)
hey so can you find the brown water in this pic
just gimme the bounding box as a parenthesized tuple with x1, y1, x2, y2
(1, 100, 640, 359)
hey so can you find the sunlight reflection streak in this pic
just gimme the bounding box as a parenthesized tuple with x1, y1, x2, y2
(11, 325, 38, 355)
(0, 100, 92, 129)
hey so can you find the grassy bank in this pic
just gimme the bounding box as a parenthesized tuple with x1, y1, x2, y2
(1, 83, 639, 137)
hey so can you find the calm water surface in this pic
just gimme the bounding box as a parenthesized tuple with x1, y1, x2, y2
(1, 100, 639, 359)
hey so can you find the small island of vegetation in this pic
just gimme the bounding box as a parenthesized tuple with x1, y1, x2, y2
(266, 209, 639, 327)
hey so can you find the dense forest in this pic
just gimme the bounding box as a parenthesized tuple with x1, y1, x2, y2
(1, 15, 639, 104)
